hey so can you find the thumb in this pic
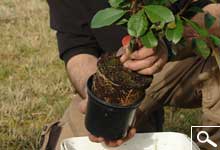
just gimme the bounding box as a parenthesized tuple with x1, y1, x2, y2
(78, 99, 88, 114)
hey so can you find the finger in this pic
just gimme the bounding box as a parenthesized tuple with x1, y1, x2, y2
(78, 100, 87, 114)
(123, 55, 159, 71)
(88, 134, 99, 143)
(113, 128, 136, 146)
(116, 139, 123, 146)
(97, 137, 104, 142)
(129, 128, 136, 137)
(116, 47, 126, 57)
(130, 47, 156, 60)
(88, 133, 104, 143)
(104, 128, 136, 147)
(105, 140, 120, 147)
(123, 128, 136, 142)
(105, 139, 124, 147)
(138, 58, 165, 75)
(120, 53, 130, 63)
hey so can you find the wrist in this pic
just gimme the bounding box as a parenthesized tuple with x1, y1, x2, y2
(66, 54, 98, 99)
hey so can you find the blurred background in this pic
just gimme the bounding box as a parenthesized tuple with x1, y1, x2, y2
(0, 0, 201, 149)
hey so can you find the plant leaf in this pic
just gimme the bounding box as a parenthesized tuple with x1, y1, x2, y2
(116, 18, 128, 25)
(169, 0, 178, 3)
(108, 0, 124, 8)
(204, 12, 216, 29)
(183, 18, 208, 37)
(128, 10, 148, 37)
(210, 35, 220, 47)
(91, 8, 127, 28)
(192, 39, 211, 58)
(165, 16, 183, 44)
(141, 30, 158, 48)
(144, 5, 175, 23)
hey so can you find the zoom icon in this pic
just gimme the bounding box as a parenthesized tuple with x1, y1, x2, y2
(197, 131, 217, 147)
(191, 126, 220, 150)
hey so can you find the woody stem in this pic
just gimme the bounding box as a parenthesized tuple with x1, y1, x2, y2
(213, 47, 220, 71)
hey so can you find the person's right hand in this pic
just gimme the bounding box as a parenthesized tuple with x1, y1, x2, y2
(118, 35, 168, 76)
(78, 100, 136, 147)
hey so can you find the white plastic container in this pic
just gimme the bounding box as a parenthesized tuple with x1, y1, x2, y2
(61, 132, 200, 150)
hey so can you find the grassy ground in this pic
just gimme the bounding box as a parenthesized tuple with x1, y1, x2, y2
(0, 0, 72, 149)
(0, 0, 200, 149)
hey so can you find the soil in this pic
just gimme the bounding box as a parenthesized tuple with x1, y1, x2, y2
(92, 52, 153, 106)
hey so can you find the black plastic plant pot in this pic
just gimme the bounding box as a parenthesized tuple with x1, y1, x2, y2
(85, 75, 145, 140)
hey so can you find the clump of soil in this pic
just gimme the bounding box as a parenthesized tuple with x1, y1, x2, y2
(92, 52, 153, 106)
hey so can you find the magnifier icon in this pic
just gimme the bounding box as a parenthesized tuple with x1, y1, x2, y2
(197, 131, 217, 147)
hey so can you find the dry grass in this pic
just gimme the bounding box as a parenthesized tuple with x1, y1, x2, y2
(0, 0, 200, 149)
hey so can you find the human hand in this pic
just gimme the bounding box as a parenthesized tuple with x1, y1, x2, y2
(78, 100, 136, 147)
(119, 37, 168, 75)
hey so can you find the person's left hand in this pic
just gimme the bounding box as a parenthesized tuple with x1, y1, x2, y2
(120, 42, 168, 75)
(78, 99, 136, 147)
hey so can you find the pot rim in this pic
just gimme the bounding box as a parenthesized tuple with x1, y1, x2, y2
(87, 75, 145, 109)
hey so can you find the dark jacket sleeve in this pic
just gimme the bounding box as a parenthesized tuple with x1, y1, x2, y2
(47, 0, 101, 64)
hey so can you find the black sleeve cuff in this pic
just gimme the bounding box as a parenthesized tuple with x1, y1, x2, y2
(61, 48, 101, 65)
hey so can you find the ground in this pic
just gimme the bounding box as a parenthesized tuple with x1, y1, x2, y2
(0, 0, 200, 149)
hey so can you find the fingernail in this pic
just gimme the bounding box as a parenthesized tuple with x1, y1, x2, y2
(117, 140, 123, 145)
(120, 55, 126, 62)
(124, 62, 128, 68)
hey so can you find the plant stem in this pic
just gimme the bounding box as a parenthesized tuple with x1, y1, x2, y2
(213, 47, 220, 71)
(131, 0, 138, 14)
(178, 0, 192, 16)
(209, 41, 220, 71)
(128, 0, 140, 53)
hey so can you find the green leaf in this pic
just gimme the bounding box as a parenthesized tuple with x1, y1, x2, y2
(141, 30, 158, 48)
(210, 35, 220, 47)
(204, 13, 216, 29)
(116, 18, 128, 25)
(121, 2, 131, 8)
(144, 5, 175, 23)
(165, 16, 184, 44)
(183, 18, 209, 37)
(169, 0, 178, 3)
(128, 10, 148, 37)
(91, 8, 127, 28)
(192, 39, 211, 58)
(108, 0, 124, 8)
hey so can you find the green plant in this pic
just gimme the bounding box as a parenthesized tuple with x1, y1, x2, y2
(91, 0, 220, 69)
